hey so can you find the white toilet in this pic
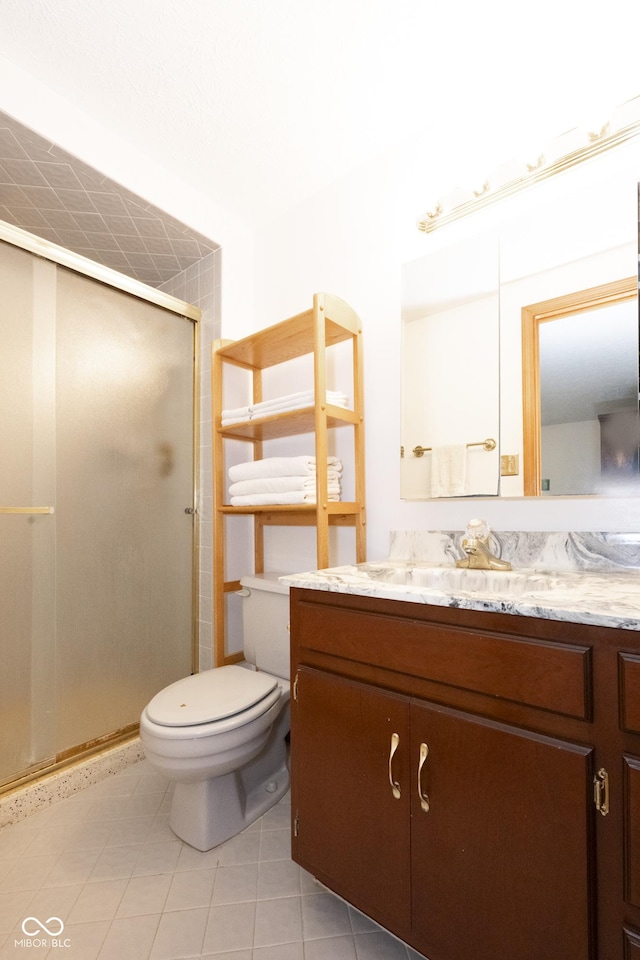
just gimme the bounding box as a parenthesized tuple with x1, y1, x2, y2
(140, 573, 291, 851)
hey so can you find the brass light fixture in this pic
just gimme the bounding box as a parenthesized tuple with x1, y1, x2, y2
(417, 96, 640, 233)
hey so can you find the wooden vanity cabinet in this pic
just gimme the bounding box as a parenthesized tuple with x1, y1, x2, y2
(293, 667, 412, 933)
(289, 586, 640, 960)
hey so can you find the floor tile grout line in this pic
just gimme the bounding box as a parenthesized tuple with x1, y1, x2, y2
(0, 760, 425, 960)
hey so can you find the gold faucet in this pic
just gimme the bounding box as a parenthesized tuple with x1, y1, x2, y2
(455, 519, 512, 571)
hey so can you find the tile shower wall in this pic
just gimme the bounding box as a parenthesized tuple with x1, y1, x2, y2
(0, 111, 217, 287)
(160, 253, 221, 671)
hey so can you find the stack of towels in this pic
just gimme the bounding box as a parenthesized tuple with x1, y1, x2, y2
(228, 456, 343, 506)
(221, 390, 348, 426)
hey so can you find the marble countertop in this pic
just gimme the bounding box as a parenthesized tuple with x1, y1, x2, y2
(281, 559, 640, 631)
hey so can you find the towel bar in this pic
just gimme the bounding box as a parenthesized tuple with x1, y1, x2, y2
(412, 438, 496, 458)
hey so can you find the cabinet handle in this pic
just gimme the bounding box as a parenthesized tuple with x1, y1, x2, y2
(594, 767, 610, 817)
(388, 732, 401, 799)
(417, 742, 430, 813)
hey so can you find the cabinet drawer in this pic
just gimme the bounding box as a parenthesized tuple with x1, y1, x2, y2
(296, 600, 591, 720)
(620, 654, 640, 734)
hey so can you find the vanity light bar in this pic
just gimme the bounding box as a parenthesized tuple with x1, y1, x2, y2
(417, 95, 640, 233)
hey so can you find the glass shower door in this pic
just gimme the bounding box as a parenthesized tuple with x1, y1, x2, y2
(54, 267, 195, 754)
(0, 244, 57, 785)
(0, 238, 197, 786)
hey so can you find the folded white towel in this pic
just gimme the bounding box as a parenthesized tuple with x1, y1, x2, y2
(229, 456, 342, 483)
(325, 392, 349, 407)
(221, 391, 349, 425)
(230, 491, 340, 506)
(252, 391, 347, 416)
(221, 415, 251, 426)
(255, 389, 314, 408)
(221, 404, 252, 420)
(229, 475, 341, 496)
(251, 390, 313, 413)
(430, 445, 467, 498)
(248, 400, 312, 420)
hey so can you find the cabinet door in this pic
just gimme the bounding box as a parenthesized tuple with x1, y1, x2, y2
(410, 700, 595, 960)
(291, 666, 411, 934)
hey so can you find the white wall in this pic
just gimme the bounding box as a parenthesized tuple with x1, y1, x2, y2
(250, 134, 640, 565)
(542, 421, 601, 496)
(4, 54, 640, 572)
(0, 54, 255, 334)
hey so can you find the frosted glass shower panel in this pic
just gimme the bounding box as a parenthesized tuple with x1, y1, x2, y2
(0, 243, 56, 784)
(55, 270, 195, 753)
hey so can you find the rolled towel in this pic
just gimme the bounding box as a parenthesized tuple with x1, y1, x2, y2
(230, 491, 340, 506)
(229, 476, 341, 496)
(229, 456, 342, 483)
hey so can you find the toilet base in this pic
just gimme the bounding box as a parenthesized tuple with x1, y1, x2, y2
(168, 703, 290, 851)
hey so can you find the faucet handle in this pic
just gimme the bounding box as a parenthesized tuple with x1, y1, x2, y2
(465, 518, 491, 541)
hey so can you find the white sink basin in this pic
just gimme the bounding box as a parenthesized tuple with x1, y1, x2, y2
(356, 562, 571, 598)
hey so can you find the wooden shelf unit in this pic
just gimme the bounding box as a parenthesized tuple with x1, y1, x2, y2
(212, 293, 366, 666)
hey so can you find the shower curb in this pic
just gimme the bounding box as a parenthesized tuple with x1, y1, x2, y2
(0, 737, 145, 829)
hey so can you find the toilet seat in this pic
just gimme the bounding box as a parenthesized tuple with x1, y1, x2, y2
(146, 665, 279, 727)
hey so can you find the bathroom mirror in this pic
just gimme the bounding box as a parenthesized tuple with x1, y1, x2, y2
(522, 277, 639, 495)
(401, 146, 640, 499)
(400, 234, 501, 500)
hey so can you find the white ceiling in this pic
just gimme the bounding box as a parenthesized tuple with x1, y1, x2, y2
(1, 0, 640, 229)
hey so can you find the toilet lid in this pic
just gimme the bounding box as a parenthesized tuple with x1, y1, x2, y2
(146, 665, 279, 727)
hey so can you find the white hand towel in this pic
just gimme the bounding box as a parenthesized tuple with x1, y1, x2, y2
(430, 445, 467, 498)
(229, 456, 342, 483)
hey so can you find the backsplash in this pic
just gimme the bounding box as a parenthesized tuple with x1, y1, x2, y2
(389, 530, 640, 573)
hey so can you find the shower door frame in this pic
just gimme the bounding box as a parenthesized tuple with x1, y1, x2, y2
(0, 219, 202, 791)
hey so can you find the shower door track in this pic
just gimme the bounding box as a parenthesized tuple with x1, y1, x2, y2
(0, 723, 141, 795)
(0, 219, 200, 321)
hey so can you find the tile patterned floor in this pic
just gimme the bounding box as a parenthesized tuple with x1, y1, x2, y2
(0, 760, 427, 959)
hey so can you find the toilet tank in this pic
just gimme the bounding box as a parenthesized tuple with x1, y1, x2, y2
(240, 573, 291, 680)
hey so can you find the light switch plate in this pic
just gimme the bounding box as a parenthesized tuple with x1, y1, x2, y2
(500, 454, 519, 476)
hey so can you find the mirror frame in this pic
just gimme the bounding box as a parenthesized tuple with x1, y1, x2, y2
(521, 275, 637, 495)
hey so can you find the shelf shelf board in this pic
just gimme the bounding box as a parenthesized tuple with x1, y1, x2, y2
(218, 502, 361, 526)
(218, 404, 359, 442)
(215, 297, 359, 370)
